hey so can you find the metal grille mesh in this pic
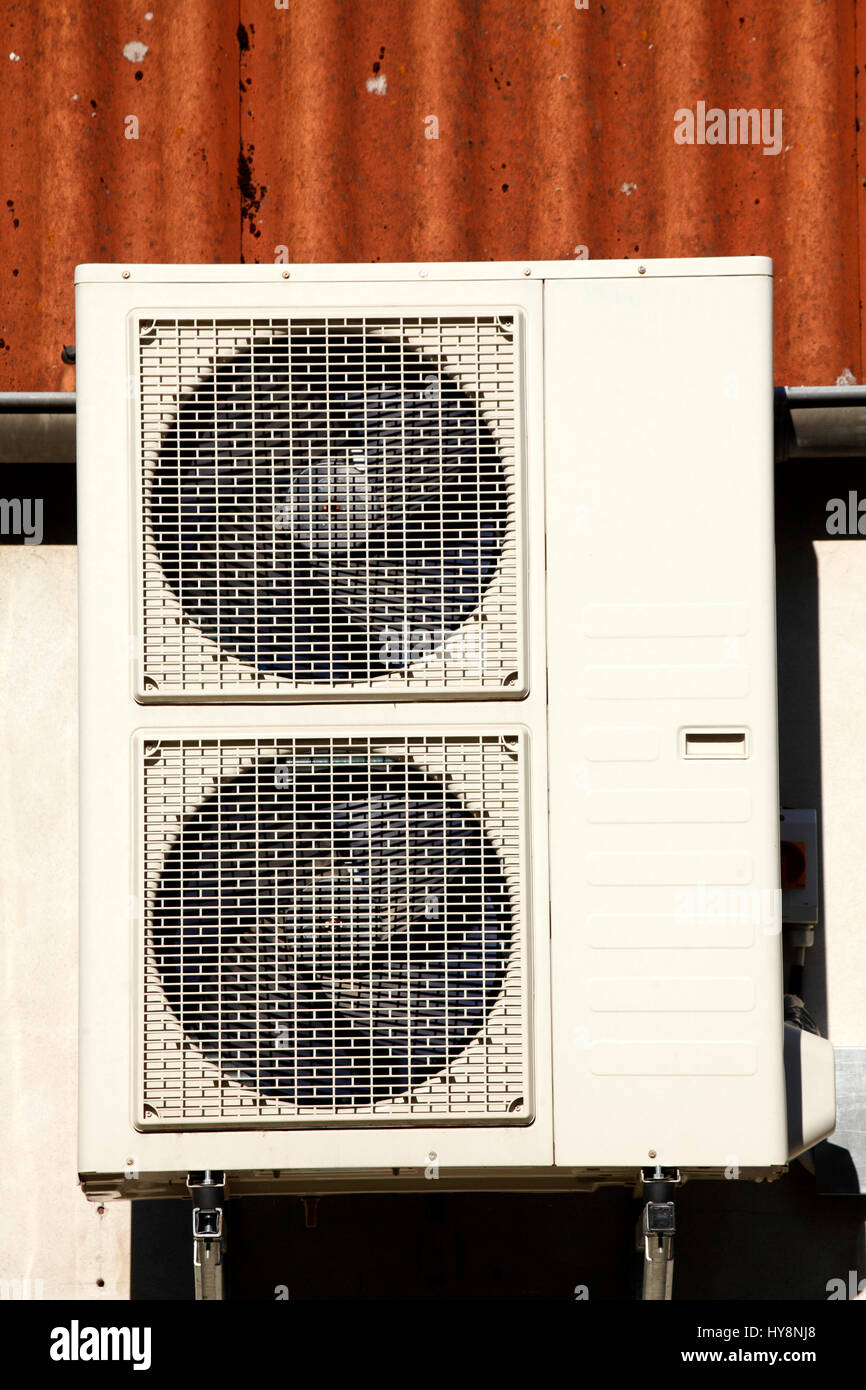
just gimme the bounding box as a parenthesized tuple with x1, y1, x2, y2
(140, 734, 526, 1126)
(139, 315, 520, 697)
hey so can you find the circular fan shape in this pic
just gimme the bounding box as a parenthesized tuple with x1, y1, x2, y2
(151, 755, 513, 1106)
(148, 328, 509, 682)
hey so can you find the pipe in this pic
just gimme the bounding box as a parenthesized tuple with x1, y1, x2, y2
(775, 386, 866, 458)
(0, 415, 75, 463)
(0, 387, 863, 458)
(0, 393, 76, 413)
(776, 386, 866, 408)
(777, 408, 866, 459)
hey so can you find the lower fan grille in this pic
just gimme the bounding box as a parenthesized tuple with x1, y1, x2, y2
(140, 734, 527, 1126)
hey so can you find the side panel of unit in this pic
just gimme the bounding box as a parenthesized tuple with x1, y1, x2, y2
(544, 270, 787, 1168)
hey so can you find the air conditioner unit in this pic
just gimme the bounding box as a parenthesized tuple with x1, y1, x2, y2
(76, 259, 835, 1202)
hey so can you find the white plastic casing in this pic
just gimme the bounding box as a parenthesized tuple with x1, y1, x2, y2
(76, 259, 793, 1193)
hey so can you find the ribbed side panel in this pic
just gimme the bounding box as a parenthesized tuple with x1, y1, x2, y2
(139, 732, 528, 1127)
(138, 315, 521, 698)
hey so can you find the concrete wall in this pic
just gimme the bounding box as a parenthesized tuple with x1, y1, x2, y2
(0, 547, 129, 1301)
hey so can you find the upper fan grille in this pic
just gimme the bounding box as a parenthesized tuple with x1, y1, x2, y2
(138, 315, 521, 698)
(139, 733, 527, 1126)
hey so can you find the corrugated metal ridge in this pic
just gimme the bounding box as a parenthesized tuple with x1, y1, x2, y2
(0, 2, 861, 387)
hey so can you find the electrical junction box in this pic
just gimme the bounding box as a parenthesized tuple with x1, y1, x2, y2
(780, 808, 818, 927)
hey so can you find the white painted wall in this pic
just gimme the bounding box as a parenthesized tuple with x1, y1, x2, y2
(0, 547, 129, 1300)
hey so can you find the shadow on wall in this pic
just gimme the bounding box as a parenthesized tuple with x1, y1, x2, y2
(132, 1189, 638, 1302)
(774, 462, 825, 1030)
(131, 1161, 866, 1301)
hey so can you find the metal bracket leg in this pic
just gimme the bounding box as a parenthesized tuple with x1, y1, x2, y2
(639, 1166, 680, 1301)
(187, 1170, 227, 1301)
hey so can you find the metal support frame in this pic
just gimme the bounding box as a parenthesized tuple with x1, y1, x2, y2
(187, 1170, 227, 1300)
(638, 1166, 680, 1300)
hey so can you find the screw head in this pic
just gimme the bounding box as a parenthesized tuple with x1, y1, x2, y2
(281, 270, 290, 279)
(121, 270, 131, 279)
(419, 269, 429, 278)
(648, 1149, 657, 1158)
(523, 267, 532, 276)
(638, 265, 647, 275)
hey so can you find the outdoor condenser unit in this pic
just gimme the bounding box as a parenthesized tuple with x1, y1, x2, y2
(76, 258, 835, 1201)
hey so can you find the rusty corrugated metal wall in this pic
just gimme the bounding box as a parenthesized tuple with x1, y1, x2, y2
(0, 0, 861, 389)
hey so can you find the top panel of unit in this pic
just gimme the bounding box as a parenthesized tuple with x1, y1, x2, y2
(75, 257, 773, 285)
